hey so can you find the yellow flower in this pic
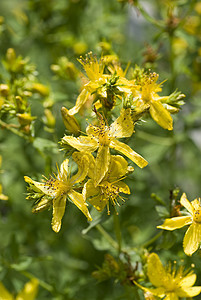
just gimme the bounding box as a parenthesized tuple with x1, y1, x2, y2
(24, 152, 92, 232)
(68, 52, 132, 115)
(61, 109, 147, 186)
(0, 278, 38, 300)
(132, 72, 173, 130)
(83, 155, 133, 214)
(157, 193, 201, 256)
(135, 253, 201, 300)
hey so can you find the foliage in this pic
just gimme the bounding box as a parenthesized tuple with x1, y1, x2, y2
(0, 0, 201, 299)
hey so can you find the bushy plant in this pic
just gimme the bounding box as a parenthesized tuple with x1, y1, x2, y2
(0, 0, 201, 299)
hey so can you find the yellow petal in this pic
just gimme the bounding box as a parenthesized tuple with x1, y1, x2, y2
(110, 139, 148, 168)
(16, 278, 39, 300)
(71, 152, 90, 184)
(110, 108, 134, 138)
(134, 280, 165, 298)
(157, 216, 192, 231)
(191, 199, 201, 210)
(113, 181, 130, 194)
(147, 253, 170, 288)
(0, 282, 13, 300)
(164, 293, 178, 300)
(183, 223, 201, 256)
(108, 155, 130, 180)
(73, 152, 96, 180)
(88, 195, 107, 212)
(68, 88, 88, 115)
(149, 101, 173, 130)
(177, 286, 201, 298)
(83, 179, 99, 200)
(24, 176, 56, 197)
(51, 196, 67, 232)
(61, 136, 98, 152)
(179, 273, 196, 288)
(58, 159, 69, 181)
(68, 189, 92, 221)
(94, 146, 110, 186)
(180, 193, 194, 215)
(87, 154, 96, 179)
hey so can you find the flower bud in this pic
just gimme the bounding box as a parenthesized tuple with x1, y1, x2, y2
(43, 108, 56, 128)
(31, 83, 50, 97)
(61, 107, 80, 135)
(0, 84, 9, 96)
(17, 113, 36, 126)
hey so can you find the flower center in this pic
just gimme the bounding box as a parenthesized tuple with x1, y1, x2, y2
(97, 123, 111, 146)
(46, 177, 70, 197)
(193, 209, 201, 223)
(101, 182, 120, 205)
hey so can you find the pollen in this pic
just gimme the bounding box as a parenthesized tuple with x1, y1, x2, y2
(45, 176, 70, 197)
(193, 208, 201, 223)
(101, 182, 122, 214)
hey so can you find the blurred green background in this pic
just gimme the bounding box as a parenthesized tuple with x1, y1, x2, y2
(0, 0, 201, 299)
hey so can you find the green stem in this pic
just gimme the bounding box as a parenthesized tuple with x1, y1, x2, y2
(142, 231, 163, 248)
(137, 130, 173, 146)
(0, 119, 32, 142)
(113, 214, 122, 254)
(20, 270, 54, 293)
(136, 2, 164, 29)
(169, 33, 176, 91)
(96, 224, 119, 250)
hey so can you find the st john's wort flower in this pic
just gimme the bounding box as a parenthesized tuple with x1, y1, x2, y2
(24, 152, 92, 232)
(157, 193, 201, 256)
(132, 72, 173, 130)
(134, 253, 201, 300)
(68, 52, 132, 115)
(83, 155, 133, 214)
(61, 108, 147, 186)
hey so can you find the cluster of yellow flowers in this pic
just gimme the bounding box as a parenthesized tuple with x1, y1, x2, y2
(24, 53, 201, 299)
(25, 52, 185, 233)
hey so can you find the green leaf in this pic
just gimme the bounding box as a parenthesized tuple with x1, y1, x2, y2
(33, 137, 58, 154)
(155, 205, 169, 218)
(10, 257, 33, 271)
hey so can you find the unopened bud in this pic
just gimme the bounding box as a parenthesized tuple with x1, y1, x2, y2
(43, 109, 55, 128)
(6, 48, 16, 64)
(17, 113, 36, 126)
(32, 83, 50, 97)
(61, 106, 80, 135)
(0, 84, 9, 96)
(32, 197, 51, 213)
